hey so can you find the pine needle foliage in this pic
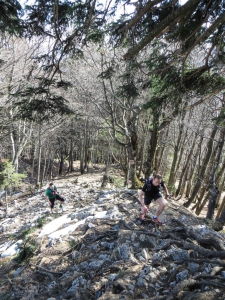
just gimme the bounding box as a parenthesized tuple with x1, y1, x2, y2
(0, 162, 26, 192)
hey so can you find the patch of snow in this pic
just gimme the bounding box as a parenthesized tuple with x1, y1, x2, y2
(1, 240, 23, 258)
(47, 211, 108, 240)
(38, 215, 73, 237)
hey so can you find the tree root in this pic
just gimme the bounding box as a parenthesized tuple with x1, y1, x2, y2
(29, 263, 64, 275)
(172, 218, 225, 251)
(174, 258, 225, 267)
(167, 278, 225, 300)
(169, 239, 225, 258)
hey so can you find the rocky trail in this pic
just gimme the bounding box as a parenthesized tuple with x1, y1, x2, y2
(0, 170, 225, 300)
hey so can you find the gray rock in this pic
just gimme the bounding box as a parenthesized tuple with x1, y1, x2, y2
(138, 255, 146, 261)
(92, 244, 98, 251)
(136, 277, 147, 287)
(176, 270, 189, 282)
(152, 250, 168, 262)
(188, 262, 199, 272)
(139, 234, 146, 242)
(48, 281, 57, 289)
(131, 232, 137, 242)
(140, 266, 151, 277)
(167, 247, 189, 262)
(72, 250, 80, 259)
(141, 293, 149, 299)
(98, 254, 108, 260)
(170, 281, 176, 288)
(127, 284, 135, 291)
(79, 261, 88, 270)
(141, 249, 148, 260)
(48, 239, 55, 247)
(67, 286, 77, 293)
(203, 263, 212, 273)
(13, 266, 26, 277)
(221, 271, 225, 278)
(101, 242, 115, 250)
(149, 271, 158, 282)
(89, 260, 103, 269)
(112, 224, 120, 230)
(109, 273, 118, 281)
(117, 244, 132, 261)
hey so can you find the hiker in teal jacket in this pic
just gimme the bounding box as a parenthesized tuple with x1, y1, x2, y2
(46, 182, 65, 213)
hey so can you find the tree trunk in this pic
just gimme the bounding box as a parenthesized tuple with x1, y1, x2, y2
(5, 190, 8, 215)
(184, 124, 218, 207)
(216, 202, 225, 227)
(168, 124, 186, 189)
(123, 148, 129, 188)
(206, 128, 225, 219)
(157, 127, 169, 173)
(80, 139, 85, 175)
(216, 195, 225, 220)
(128, 131, 142, 189)
(36, 125, 42, 185)
(176, 134, 196, 196)
(59, 146, 64, 175)
(145, 111, 160, 177)
(193, 141, 220, 212)
(13, 121, 32, 171)
(9, 109, 15, 163)
(41, 147, 47, 186)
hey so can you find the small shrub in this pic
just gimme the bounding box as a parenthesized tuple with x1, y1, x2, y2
(17, 227, 37, 240)
(111, 175, 124, 188)
(14, 238, 37, 263)
(37, 216, 48, 228)
(69, 239, 83, 251)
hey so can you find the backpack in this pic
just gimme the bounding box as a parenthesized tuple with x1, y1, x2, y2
(47, 187, 56, 196)
(145, 177, 163, 192)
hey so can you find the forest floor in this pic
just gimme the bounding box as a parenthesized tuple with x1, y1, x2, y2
(0, 163, 225, 299)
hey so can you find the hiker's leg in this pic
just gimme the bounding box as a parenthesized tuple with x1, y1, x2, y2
(155, 197, 167, 217)
(56, 194, 65, 205)
(49, 199, 55, 212)
(142, 203, 150, 214)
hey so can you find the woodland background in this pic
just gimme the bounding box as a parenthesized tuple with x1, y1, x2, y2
(0, 0, 225, 227)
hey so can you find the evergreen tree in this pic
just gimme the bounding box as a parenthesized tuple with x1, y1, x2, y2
(0, 161, 26, 193)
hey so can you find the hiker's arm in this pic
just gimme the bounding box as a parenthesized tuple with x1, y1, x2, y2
(139, 190, 148, 212)
(163, 184, 169, 198)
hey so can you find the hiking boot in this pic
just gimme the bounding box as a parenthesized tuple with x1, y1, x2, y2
(140, 213, 146, 221)
(152, 216, 163, 225)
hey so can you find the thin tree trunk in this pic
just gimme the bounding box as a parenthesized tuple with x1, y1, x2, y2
(194, 141, 220, 211)
(206, 128, 225, 219)
(176, 135, 196, 196)
(124, 148, 129, 188)
(184, 124, 218, 207)
(36, 125, 42, 185)
(145, 111, 160, 177)
(5, 190, 8, 215)
(59, 144, 64, 175)
(168, 125, 186, 188)
(41, 147, 47, 186)
(216, 195, 225, 219)
(80, 138, 85, 175)
(157, 127, 169, 173)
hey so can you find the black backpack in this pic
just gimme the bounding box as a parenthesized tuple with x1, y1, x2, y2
(145, 177, 162, 192)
